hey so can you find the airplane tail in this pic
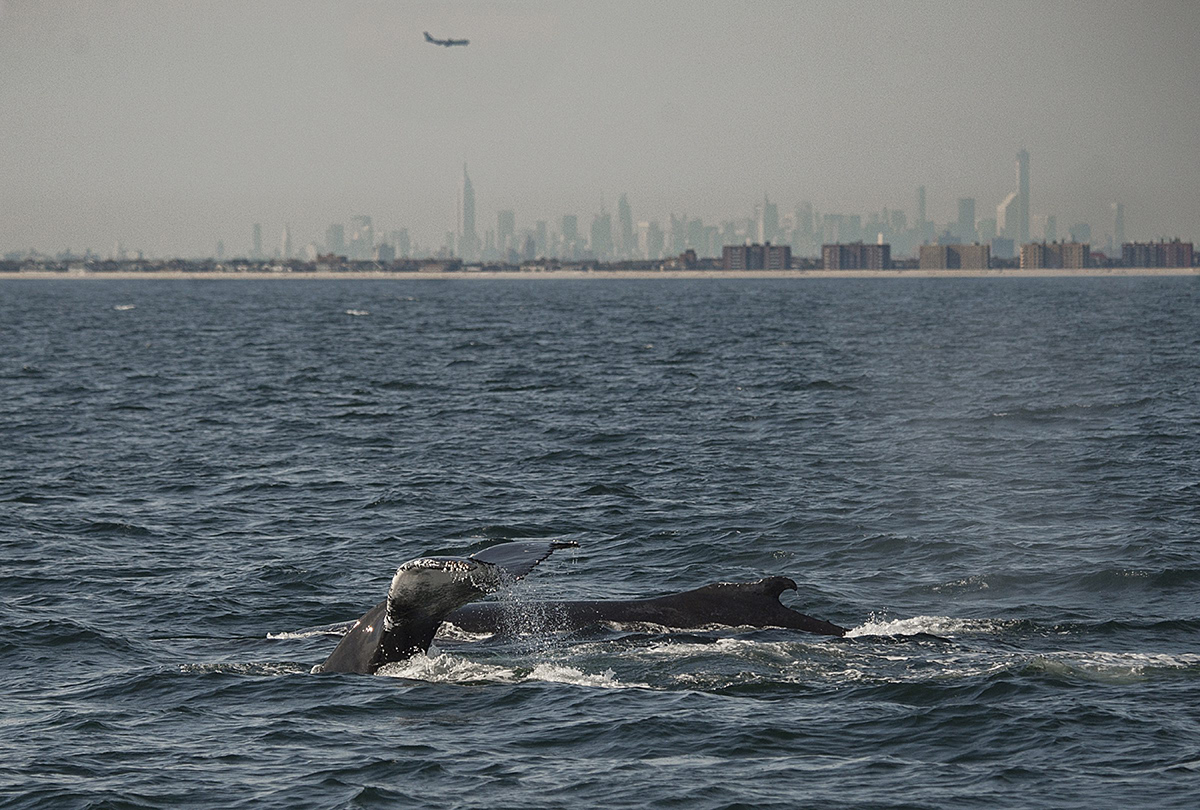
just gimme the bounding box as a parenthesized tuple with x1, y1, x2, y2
(424, 32, 433, 42)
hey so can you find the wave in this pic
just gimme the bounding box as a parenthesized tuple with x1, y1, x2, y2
(436, 622, 496, 642)
(1025, 651, 1200, 683)
(83, 520, 153, 536)
(374, 651, 642, 688)
(375, 379, 426, 391)
(579, 482, 640, 498)
(846, 614, 1016, 638)
(269, 618, 1200, 691)
(179, 662, 312, 676)
(986, 397, 1157, 421)
(0, 617, 140, 656)
(266, 620, 356, 640)
(1080, 567, 1200, 589)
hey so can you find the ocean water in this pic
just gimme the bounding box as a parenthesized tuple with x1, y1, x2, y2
(1, 276, 1198, 809)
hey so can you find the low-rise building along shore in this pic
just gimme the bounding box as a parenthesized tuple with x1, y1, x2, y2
(1020, 241, 1090, 269)
(919, 243, 991, 270)
(822, 242, 891, 270)
(1122, 239, 1193, 268)
(2, 243, 1196, 278)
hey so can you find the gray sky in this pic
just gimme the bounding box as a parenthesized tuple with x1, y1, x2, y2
(3, 0, 1198, 257)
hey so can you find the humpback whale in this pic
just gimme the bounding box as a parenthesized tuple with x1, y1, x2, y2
(316, 542, 846, 674)
(446, 576, 847, 637)
(316, 540, 575, 674)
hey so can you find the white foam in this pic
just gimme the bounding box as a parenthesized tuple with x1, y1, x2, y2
(1030, 651, 1200, 683)
(600, 620, 771, 634)
(181, 662, 309, 676)
(345, 309, 370, 316)
(376, 652, 518, 683)
(114, 304, 136, 311)
(436, 622, 496, 642)
(374, 651, 642, 688)
(931, 575, 990, 593)
(632, 636, 824, 660)
(526, 663, 635, 688)
(267, 620, 356, 640)
(845, 615, 1008, 638)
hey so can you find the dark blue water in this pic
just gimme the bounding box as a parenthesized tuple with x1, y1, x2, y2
(2, 277, 1198, 809)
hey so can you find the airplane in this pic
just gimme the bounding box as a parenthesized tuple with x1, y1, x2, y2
(424, 31, 469, 47)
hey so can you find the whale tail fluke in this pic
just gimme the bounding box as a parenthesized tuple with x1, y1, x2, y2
(316, 540, 576, 674)
(470, 540, 578, 581)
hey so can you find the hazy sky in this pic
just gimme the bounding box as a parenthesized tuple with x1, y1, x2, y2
(3, 0, 1198, 257)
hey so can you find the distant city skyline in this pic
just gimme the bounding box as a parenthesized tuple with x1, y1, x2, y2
(15, 147, 1170, 263)
(3, 1, 1198, 257)
(4, 156, 1180, 264)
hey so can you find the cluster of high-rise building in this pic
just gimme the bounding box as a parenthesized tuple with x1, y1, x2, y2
(246, 215, 409, 263)
(191, 150, 1165, 268)
(245, 154, 1063, 265)
(14, 149, 1195, 266)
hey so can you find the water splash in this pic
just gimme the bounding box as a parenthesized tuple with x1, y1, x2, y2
(375, 651, 640, 688)
(846, 614, 1012, 638)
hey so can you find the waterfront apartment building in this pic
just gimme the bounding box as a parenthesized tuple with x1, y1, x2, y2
(1019, 241, 1089, 269)
(723, 242, 791, 270)
(919, 243, 990, 270)
(822, 242, 890, 270)
(1121, 240, 1194, 268)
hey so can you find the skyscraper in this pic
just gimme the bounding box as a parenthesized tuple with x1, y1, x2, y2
(957, 198, 976, 243)
(916, 186, 927, 228)
(534, 220, 548, 258)
(637, 220, 664, 260)
(280, 224, 292, 260)
(348, 215, 373, 260)
(757, 195, 779, 244)
(497, 210, 515, 255)
(617, 194, 634, 259)
(591, 211, 613, 259)
(390, 228, 410, 258)
(561, 214, 578, 255)
(997, 192, 1019, 240)
(1016, 149, 1030, 244)
(460, 165, 480, 261)
(326, 223, 345, 256)
(462, 166, 476, 237)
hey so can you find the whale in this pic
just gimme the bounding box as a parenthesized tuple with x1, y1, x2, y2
(316, 542, 848, 674)
(445, 576, 847, 637)
(315, 540, 576, 674)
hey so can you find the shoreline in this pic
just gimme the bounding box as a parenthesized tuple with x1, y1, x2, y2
(2, 267, 1196, 281)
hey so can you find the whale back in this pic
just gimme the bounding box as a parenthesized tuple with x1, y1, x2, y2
(446, 576, 847, 637)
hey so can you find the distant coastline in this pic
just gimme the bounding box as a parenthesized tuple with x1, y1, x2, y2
(3, 267, 1197, 280)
